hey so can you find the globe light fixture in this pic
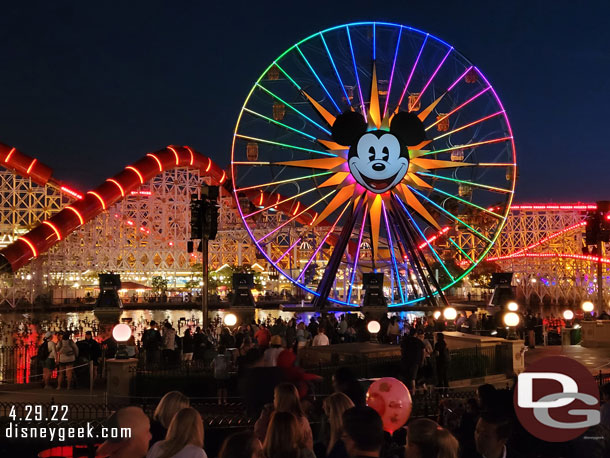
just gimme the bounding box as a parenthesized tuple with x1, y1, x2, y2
(367, 320, 381, 334)
(224, 313, 237, 327)
(443, 307, 457, 321)
(582, 301, 594, 313)
(563, 310, 574, 321)
(433, 310, 441, 320)
(503, 312, 520, 327)
(112, 323, 132, 359)
(507, 301, 519, 312)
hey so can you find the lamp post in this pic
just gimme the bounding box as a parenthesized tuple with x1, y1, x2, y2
(367, 320, 381, 342)
(112, 323, 132, 359)
(443, 307, 457, 331)
(503, 312, 520, 340)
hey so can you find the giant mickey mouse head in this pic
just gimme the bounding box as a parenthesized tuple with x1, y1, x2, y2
(332, 111, 426, 193)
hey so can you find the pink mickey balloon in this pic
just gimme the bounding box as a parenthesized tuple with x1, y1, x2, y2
(366, 377, 412, 433)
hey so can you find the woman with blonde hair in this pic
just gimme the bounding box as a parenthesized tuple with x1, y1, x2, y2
(254, 383, 313, 449)
(150, 391, 190, 445)
(405, 418, 459, 458)
(263, 411, 315, 458)
(146, 407, 207, 458)
(322, 392, 354, 457)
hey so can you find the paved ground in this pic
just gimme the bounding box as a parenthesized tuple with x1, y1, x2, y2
(0, 385, 106, 406)
(524, 344, 610, 374)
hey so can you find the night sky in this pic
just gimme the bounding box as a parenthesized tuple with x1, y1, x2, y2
(0, 1, 608, 202)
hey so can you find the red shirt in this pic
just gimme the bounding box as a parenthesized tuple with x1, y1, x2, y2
(255, 328, 271, 348)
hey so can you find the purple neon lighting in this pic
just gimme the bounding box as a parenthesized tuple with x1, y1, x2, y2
(396, 34, 428, 109)
(447, 65, 473, 92)
(409, 46, 453, 112)
(277, 237, 302, 262)
(382, 201, 405, 303)
(382, 27, 403, 117)
(346, 206, 368, 304)
(346, 26, 367, 121)
(297, 202, 351, 282)
(256, 191, 334, 243)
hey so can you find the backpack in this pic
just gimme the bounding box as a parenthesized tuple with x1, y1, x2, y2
(58, 340, 75, 358)
(37, 340, 50, 360)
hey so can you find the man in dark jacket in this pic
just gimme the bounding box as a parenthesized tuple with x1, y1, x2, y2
(401, 329, 425, 393)
(142, 321, 162, 366)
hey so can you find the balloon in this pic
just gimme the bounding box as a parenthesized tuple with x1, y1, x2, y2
(366, 377, 412, 433)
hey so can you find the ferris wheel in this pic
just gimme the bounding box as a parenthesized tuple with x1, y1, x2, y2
(231, 22, 516, 308)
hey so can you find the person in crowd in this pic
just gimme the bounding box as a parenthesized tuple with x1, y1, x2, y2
(218, 430, 263, 458)
(162, 322, 177, 365)
(263, 411, 315, 458)
(182, 329, 194, 361)
(150, 391, 191, 446)
(296, 322, 312, 350)
(456, 398, 479, 458)
(39, 331, 56, 389)
(387, 316, 400, 344)
(332, 367, 366, 407)
(96, 406, 152, 458)
(55, 331, 78, 390)
(401, 329, 425, 393)
(308, 317, 319, 338)
(600, 382, 610, 428)
(434, 332, 450, 394)
(475, 412, 517, 458)
(143, 321, 163, 366)
(276, 348, 321, 398)
(192, 326, 207, 361)
(476, 384, 497, 413)
(254, 383, 313, 449)
(242, 348, 284, 417)
(404, 418, 459, 458)
(322, 392, 354, 458)
(146, 407, 207, 458)
(341, 406, 384, 458)
(255, 323, 271, 349)
(211, 345, 230, 405)
(312, 326, 330, 346)
(263, 335, 284, 367)
(76, 330, 102, 384)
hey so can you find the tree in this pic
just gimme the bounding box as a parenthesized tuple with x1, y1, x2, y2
(151, 276, 168, 296)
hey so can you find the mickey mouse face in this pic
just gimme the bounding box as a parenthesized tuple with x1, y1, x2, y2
(331, 111, 426, 194)
(349, 131, 408, 193)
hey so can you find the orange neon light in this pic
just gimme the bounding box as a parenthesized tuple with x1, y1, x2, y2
(126, 166, 144, 184)
(42, 221, 62, 240)
(292, 201, 300, 215)
(65, 206, 84, 225)
(26, 158, 37, 174)
(4, 147, 16, 163)
(220, 170, 226, 184)
(60, 186, 84, 200)
(185, 146, 195, 166)
(167, 146, 180, 165)
(310, 212, 318, 226)
(146, 153, 163, 172)
(107, 179, 125, 197)
(258, 192, 264, 206)
(19, 237, 37, 258)
(87, 191, 106, 210)
(205, 158, 212, 172)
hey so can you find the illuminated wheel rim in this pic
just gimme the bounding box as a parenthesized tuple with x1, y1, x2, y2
(231, 22, 516, 306)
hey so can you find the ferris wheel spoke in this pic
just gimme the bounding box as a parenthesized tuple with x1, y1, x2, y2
(425, 87, 491, 131)
(429, 187, 503, 219)
(242, 187, 320, 219)
(396, 34, 428, 111)
(408, 186, 492, 243)
(295, 45, 342, 113)
(234, 171, 333, 192)
(297, 201, 352, 282)
(415, 172, 513, 194)
(448, 237, 475, 263)
(394, 197, 454, 281)
(419, 137, 513, 157)
(319, 33, 352, 108)
(256, 189, 336, 243)
(235, 134, 337, 157)
(242, 108, 317, 141)
(346, 205, 368, 304)
(276, 237, 302, 263)
(382, 26, 403, 118)
(345, 25, 367, 120)
(382, 200, 405, 303)
(408, 47, 453, 113)
(432, 111, 505, 141)
(256, 84, 332, 135)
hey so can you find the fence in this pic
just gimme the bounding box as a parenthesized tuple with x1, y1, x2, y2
(0, 344, 37, 384)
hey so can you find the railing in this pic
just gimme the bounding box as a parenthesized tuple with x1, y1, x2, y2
(0, 344, 38, 384)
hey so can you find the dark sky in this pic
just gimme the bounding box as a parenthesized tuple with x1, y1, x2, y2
(0, 1, 608, 202)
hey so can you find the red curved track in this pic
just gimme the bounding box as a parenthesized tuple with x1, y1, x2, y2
(0, 142, 341, 273)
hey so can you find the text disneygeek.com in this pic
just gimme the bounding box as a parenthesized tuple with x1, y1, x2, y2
(4, 423, 131, 442)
